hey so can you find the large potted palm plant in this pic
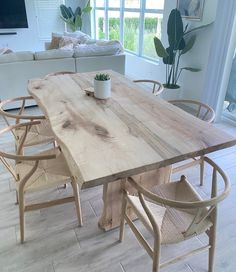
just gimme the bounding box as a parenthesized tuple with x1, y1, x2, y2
(154, 9, 210, 100)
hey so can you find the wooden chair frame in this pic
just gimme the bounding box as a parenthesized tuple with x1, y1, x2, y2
(133, 79, 164, 96)
(119, 157, 230, 272)
(169, 99, 216, 186)
(168, 100, 215, 123)
(0, 122, 83, 243)
(0, 96, 45, 122)
(0, 96, 55, 147)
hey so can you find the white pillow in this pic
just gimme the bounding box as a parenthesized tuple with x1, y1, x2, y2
(63, 31, 90, 43)
(85, 38, 97, 45)
(34, 49, 74, 60)
(59, 36, 80, 48)
(73, 43, 123, 57)
(0, 51, 34, 63)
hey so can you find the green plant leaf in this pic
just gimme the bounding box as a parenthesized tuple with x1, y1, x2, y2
(68, 7, 74, 17)
(60, 5, 72, 19)
(75, 15, 82, 30)
(181, 35, 196, 55)
(178, 37, 186, 50)
(181, 67, 201, 72)
(163, 47, 174, 64)
(153, 37, 168, 58)
(75, 6, 82, 17)
(167, 9, 184, 50)
(82, 6, 92, 13)
(184, 22, 213, 36)
(82, 0, 92, 13)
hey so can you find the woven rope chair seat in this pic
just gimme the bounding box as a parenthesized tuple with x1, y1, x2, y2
(15, 148, 71, 192)
(16, 120, 55, 146)
(128, 180, 213, 244)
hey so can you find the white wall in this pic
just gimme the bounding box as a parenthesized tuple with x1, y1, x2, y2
(180, 0, 218, 100)
(126, 0, 219, 101)
(0, 0, 46, 51)
(0, 0, 91, 52)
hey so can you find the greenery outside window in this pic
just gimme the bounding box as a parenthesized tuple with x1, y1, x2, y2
(92, 0, 164, 60)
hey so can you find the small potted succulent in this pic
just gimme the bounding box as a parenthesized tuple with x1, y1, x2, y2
(94, 73, 111, 99)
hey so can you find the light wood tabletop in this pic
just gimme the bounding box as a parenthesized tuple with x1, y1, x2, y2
(28, 70, 236, 189)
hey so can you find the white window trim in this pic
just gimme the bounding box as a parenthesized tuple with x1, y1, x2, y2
(92, 0, 164, 61)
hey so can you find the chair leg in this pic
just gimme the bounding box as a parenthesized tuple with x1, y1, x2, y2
(15, 190, 19, 205)
(18, 190, 25, 243)
(53, 140, 58, 148)
(200, 156, 204, 186)
(208, 226, 216, 272)
(119, 193, 127, 242)
(152, 236, 161, 272)
(71, 179, 83, 227)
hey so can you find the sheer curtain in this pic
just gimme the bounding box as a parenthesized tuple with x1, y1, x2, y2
(201, 0, 236, 121)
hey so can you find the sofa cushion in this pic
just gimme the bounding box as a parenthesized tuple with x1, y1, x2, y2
(34, 49, 74, 60)
(59, 36, 80, 49)
(0, 48, 13, 55)
(74, 40, 124, 57)
(0, 51, 34, 64)
(63, 31, 91, 44)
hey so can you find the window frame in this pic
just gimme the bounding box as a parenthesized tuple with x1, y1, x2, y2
(92, 0, 164, 61)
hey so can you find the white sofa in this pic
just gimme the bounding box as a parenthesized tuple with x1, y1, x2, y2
(0, 50, 125, 109)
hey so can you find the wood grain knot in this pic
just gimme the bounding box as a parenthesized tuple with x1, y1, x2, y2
(94, 125, 109, 137)
(62, 120, 73, 129)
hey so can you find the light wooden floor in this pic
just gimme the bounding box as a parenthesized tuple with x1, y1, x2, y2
(0, 111, 236, 272)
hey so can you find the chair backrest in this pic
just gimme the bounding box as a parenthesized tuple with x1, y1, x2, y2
(0, 96, 45, 123)
(127, 156, 230, 238)
(0, 96, 45, 139)
(133, 79, 164, 96)
(168, 99, 215, 123)
(0, 122, 58, 183)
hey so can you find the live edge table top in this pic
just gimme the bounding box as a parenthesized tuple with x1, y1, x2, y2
(28, 70, 236, 188)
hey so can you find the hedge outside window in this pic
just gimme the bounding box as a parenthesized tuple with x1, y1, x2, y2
(92, 0, 164, 60)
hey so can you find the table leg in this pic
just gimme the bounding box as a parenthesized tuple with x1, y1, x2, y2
(98, 166, 172, 231)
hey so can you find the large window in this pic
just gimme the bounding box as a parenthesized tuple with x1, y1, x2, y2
(93, 0, 164, 60)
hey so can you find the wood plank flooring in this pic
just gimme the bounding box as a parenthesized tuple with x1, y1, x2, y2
(0, 110, 236, 272)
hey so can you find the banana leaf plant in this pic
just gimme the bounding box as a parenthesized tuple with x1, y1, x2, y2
(60, 1, 92, 32)
(154, 9, 212, 89)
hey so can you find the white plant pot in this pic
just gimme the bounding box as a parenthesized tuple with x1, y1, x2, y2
(94, 79, 111, 99)
(160, 86, 181, 101)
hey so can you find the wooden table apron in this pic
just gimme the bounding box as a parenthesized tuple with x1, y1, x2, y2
(28, 70, 236, 230)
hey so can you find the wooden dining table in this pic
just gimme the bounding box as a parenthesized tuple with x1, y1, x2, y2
(28, 70, 236, 230)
